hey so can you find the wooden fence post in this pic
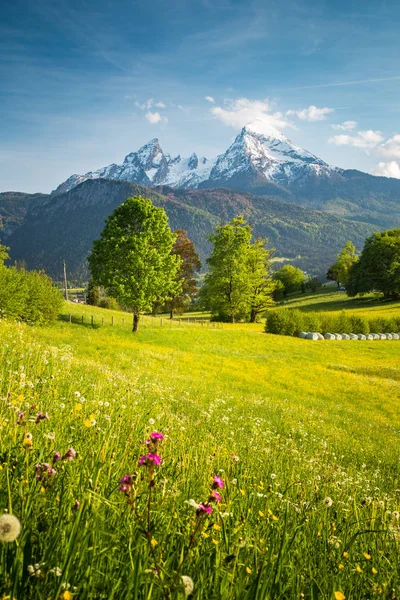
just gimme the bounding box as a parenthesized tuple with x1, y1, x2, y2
(112, 316, 114, 326)
(160, 318, 163, 327)
(102, 317, 104, 325)
(69, 314, 72, 323)
(91, 315, 94, 327)
(82, 315, 84, 324)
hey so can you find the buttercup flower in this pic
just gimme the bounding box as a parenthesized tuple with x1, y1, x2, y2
(0, 514, 21, 542)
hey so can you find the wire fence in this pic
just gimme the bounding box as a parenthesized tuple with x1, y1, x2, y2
(59, 313, 224, 330)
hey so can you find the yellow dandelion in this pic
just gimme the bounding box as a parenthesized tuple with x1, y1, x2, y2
(213, 524, 221, 531)
(338, 564, 345, 570)
(240, 489, 246, 496)
(363, 552, 371, 560)
(272, 515, 279, 521)
(201, 532, 209, 538)
(259, 511, 265, 517)
(246, 567, 252, 574)
(355, 565, 363, 573)
(334, 592, 345, 600)
(372, 567, 378, 574)
(150, 538, 158, 547)
(212, 538, 219, 545)
(74, 403, 83, 412)
(343, 551, 349, 558)
(60, 592, 73, 600)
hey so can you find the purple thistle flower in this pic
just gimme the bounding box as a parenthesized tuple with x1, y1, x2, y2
(212, 476, 224, 489)
(53, 451, 62, 463)
(150, 431, 164, 442)
(196, 503, 213, 516)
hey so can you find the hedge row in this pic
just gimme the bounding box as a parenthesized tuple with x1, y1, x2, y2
(0, 266, 63, 325)
(265, 309, 400, 336)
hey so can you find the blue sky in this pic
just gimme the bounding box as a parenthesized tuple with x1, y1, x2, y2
(1, 0, 400, 192)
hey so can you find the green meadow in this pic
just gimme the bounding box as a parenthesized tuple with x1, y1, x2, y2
(0, 294, 399, 599)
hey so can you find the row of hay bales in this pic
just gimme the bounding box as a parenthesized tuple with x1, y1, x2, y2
(299, 332, 400, 341)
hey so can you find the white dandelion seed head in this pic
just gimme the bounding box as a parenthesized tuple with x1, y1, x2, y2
(74, 391, 81, 398)
(0, 514, 21, 542)
(181, 575, 194, 597)
(60, 404, 65, 409)
(149, 418, 155, 425)
(184, 499, 200, 510)
(324, 497, 333, 507)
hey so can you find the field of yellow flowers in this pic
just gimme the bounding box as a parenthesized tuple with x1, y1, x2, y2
(0, 301, 399, 599)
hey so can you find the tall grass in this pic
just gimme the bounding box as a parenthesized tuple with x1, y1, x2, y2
(0, 309, 399, 599)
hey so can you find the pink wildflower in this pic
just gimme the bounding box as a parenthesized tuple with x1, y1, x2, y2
(150, 431, 164, 442)
(138, 453, 161, 467)
(53, 451, 61, 463)
(35, 411, 49, 425)
(213, 475, 224, 489)
(196, 503, 213, 516)
(63, 447, 76, 461)
(211, 491, 222, 502)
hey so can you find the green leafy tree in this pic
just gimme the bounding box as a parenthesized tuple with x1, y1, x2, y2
(346, 229, 400, 299)
(201, 217, 274, 322)
(273, 265, 305, 297)
(86, 277, 100, 306)
(327, 241, 358, 288)
(167, 230, 201, 319)
(247, 239, 275, 322)
(88, 196, 181, 332)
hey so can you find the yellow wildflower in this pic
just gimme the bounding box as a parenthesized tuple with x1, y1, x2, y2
(355, 565, 363, 573)
(259, 511, 265, 517)
(240, 489, 246, 496)
(74, 403, 83, 412)
(150, 538, 158, 547)
(334, 593, 345, 600)
(363, 552, 371, 560)
(343, 551, 349, 558)
(372, 567, 378, 574)
(60, 592, 73, 600)
(272, 515, 279, 521)
(246, 567, 252, 574)
(212, 538, 219, 545)
(213, 524, 221, 531)
(201, 532, 209, 538)
(23, 438, 32, 448)
(338, 563, 345, 570)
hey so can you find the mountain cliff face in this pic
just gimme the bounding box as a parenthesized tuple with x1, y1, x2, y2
(53, 123, 400, 228)
(5, 179, 376, 280)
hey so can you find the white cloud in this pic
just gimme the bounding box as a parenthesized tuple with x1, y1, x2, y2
(373, 161, 400, 178)
(205, 96, 215, 103)
(331, 120, 357, 131)
(328, 130, 384, 149)
(135, 98, 166, 111)
(155, 101, 166, 108)
(378, 134, 400, 159)
(211, 98, 291, 132)
(286, 105, 334, 121)
(145, 111, 168, 125)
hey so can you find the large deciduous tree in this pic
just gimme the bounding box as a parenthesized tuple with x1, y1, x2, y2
(167, 229, 201, 319)
(327, 241, 358, 288)
(346, 229, 400, 299)
(272, 265, 305, 297)
(88, 196, 181, 332)
(201, 216, 274, 322)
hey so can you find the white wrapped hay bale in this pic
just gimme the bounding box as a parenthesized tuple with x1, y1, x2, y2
(387, 334, 393, 340)
(366, 334, 374, 340)
(372, 334, 380, 340)
(378, 333, 387, 340)
(335, 334, 342, 340)
(392, 333, 399, 340)
(314, 332, 324, 340)
(341, 333, 350, 340)
(349, 334, 358, 340)
(324, 333, 335, 340)
(357, 334, 366, 340)
(299, 332, 308, 339)
(306, 332, 319, 340)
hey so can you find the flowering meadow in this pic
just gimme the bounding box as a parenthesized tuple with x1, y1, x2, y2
(0, 303, 399, 600)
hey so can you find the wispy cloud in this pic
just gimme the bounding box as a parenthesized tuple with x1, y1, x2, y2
(329, 130, 384, 150)
(373, 161, 400, 178)
(277, 75, 400, 91)
(205, 96, 215, 103)
(286, 105, 334, 121)
(145, 111, 168, 125)
(331, 120, 357, 131)
(211, 98, 291, 131)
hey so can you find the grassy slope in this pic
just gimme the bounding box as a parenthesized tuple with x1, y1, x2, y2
(1, 298, 399, 599)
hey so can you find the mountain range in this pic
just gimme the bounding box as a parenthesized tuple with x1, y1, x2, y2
(1, 121, 400, 281)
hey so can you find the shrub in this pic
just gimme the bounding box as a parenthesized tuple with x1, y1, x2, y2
(98, 297, 121, 310)
(0, 266, 63, 324)
(349, 315, 369, 334)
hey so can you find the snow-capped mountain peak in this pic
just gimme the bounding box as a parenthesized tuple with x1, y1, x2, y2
(54, 123, 337, 194)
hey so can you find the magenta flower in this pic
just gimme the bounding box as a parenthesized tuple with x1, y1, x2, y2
(120, 474, 135, 485)
(196, 503, 213, 516)
(35, 463, 56, 481)
(72, 499, 80, 510)
(138, 453, 161, 467)
(150, 431, 164, 442)
(213, 476, 224, 489)
(119, 484, 131, 493)
(53, 451, 61, 463)
(35, 411, 49, 425)
(63, 447, 77, 461)
(211, 491, 222, 502)
(16, 411, 26, 425)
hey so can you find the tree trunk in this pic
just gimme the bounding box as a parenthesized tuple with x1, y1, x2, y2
(132, 312, 140, 333)
(170, 309, 174, 320)
(250, 309, 257, 323)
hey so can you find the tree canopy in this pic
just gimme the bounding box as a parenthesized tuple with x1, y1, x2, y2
(273, 265, 305, 297)
(346, 229, 400, 299)
(327, 241, 358, 288)
(201, 216, 274, 322)
(167, 230, 201, 318)
(88, 196, 181, 331)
